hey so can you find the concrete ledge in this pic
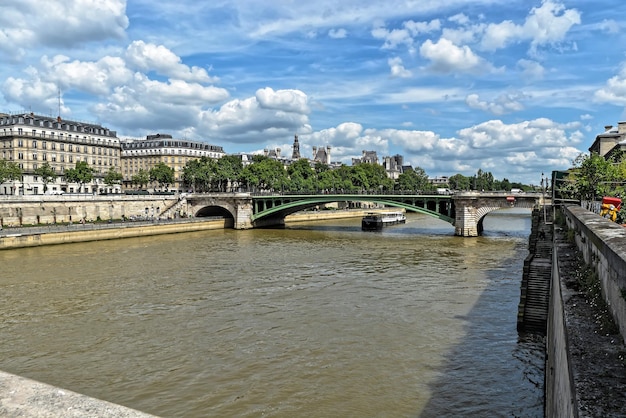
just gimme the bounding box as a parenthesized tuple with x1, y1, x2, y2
(0, 371, 157, 417)
(0, 219, 231, 250)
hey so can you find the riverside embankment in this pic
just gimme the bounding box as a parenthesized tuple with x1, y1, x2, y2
(544, 205, 626, 417)
(0, 208, 377, 250)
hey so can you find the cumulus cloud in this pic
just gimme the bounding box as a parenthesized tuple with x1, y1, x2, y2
(0, 0, 128, 57)
(465, 92, 526, 115)
(125, 41, 219, 83)
(388, 57, 412, 78)
(256, 87, 310, 114)
(594, 65, 626, 105)
(193, 89, 312, 143)
(419, 38, 490, 74)
(372, 19, 440, 53)
(480, 0, 581, 54)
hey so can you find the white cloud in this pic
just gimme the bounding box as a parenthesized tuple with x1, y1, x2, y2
(480, 0, 581, 54)
(457, 118, 579, 149)
(125, 41, 218, 83)
(388, 57, 412, 78)
(517, 59, 545, 82)
(256, 87, 310, 114)
(0, 0, 128, 57)
(594, 65, 626, 106)
(191, 89, 312, 144)
(419, 38, 490, 74)
(372, 19, 440, 53)
(328, 28, 348, 39)
(465, 92, 526, 115)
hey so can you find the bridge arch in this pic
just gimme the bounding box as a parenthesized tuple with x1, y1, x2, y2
(472, 198, 538, 235)
(250, 195, 454, 226)
(194, 204, 235, 220)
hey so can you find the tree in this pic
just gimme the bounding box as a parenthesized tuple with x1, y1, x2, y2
(473, 169, 494, 191)
(149, 162, 175, 190)
(448, 173, 471, 191)
(64, 161, 94, 193)
(34, 162, 57, 193)
(396, 166, 430, 192)
(215, 155, 244, 192)
(242, 156, 287, 192)
(0, 159, 22, 195)
(567, 152, 618, 201)
(287, 158, 316, 192)
(182, 157, 217, 192)
(103, 167, 123, 190)
(131, 169, 150, 190)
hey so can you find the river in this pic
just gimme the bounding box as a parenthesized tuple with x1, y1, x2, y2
(0, 210, 544, 417)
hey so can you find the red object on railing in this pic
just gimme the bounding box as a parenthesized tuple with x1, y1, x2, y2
(602, 196, 622, 210)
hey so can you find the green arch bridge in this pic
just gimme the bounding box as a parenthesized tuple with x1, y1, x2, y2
(185, 192, 545, 237)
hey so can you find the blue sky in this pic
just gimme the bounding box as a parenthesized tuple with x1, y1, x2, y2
(1, 0, 626, 185)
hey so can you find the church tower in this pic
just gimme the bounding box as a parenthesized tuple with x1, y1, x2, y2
(291, 134, 301, 159)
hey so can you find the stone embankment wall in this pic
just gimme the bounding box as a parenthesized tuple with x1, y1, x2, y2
(0, 370, 157, 417)
(0, 195, 182, 227)
(564, 205, 626, 339)
(0, 218, 231, 250)
(546, 204, 626, 417)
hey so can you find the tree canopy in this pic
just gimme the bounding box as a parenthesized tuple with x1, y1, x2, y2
(64, 161, 94, 192)
(0, 159, 22, 185)
(34, 162, 57, 193)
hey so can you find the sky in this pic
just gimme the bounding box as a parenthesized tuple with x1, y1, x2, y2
(1, 0, 626, 185)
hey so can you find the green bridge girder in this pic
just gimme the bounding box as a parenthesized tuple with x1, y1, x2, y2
(250, 194, 455, 224)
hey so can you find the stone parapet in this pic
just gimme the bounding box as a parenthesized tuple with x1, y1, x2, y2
(0, 371, 157, 417)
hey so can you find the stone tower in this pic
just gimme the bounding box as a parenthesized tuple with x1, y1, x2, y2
(292, 134, 301, 159)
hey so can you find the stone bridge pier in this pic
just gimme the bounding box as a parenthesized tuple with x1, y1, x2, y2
(453, 192, 542, 237)
(186, 193, 254, 229)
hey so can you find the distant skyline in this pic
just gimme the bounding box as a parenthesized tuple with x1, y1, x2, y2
(1, 0, 626, 185)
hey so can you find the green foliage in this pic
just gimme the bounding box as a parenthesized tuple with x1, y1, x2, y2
(103, 167, 123, 187)
(176, 154, 533, 195)
(33, 162, 56, 192)
(448, 173, 471, 190)
(567, 152, 619, 201)
(0, 159, 22, 184)
(64, 161, 94, 192)
(149, 162, 175, 189)
(396, 166, 431, 192)
(131, 168, 150, 190)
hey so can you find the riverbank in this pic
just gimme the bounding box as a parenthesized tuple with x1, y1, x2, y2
(0, 218, 232, 250)
(0, 208, 386, 250)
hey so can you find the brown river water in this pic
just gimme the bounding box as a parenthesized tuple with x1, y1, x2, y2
(0, 210, 544, 417)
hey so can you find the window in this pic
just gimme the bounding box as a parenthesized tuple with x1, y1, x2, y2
(42, 153, 47, 161)
(32, 140, 37, 148)
(33, 164, 38, 170)
(18, 139, 23, 147)
(68, 144, 73, 152)
(42, 141, 47, 149)
(32, 153, 37, 160)
(59, 144, 64, 151)
(51, 143, 56, 150)
(18, 152, 23, 160)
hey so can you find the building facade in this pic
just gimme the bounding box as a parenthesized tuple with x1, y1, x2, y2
(120, 134, 225, 191)
(589, 122, 626, 158)
(0, 112, 121, 195)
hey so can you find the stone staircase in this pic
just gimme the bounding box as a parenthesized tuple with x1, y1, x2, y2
(517, 207, 553, 334)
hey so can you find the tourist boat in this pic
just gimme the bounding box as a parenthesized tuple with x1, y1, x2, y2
(361, 211, 406, 230)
